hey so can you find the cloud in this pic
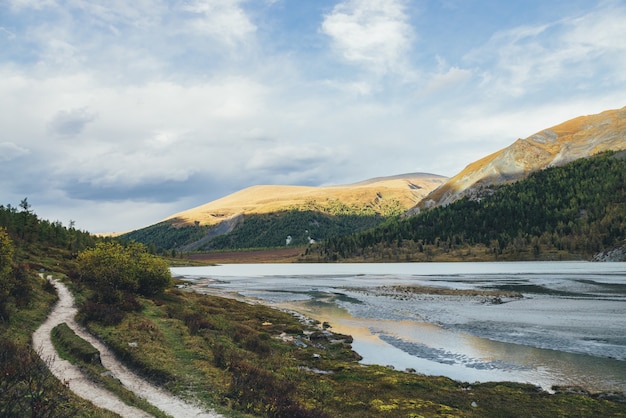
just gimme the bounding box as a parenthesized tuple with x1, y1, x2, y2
(7, 0, 57, 11)
(2, 1, 625, 234)
(247, 144, 338, 173)
(419, 66, 473, 96)
(181, 0, 257, 45)
(48, 107, 97, 137)
(468, 3, 626, 97)
(71, 0, 166, 30)
(0, 142, 30, 161)
(321, 0, 414, 75)
(0, 27, 16, 40)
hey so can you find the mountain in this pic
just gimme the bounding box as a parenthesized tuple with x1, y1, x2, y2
(166, 173, 446, 227)
(121, 173, 447, 251)
(416, 106, 626, 210)
(309, 151, 626, 262)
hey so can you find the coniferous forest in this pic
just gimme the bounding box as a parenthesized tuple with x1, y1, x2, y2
(307, 152, 626, 262)
(0, 199, 97, 267)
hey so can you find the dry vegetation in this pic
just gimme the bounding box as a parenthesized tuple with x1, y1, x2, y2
(186, 247, 305, 264)
(164, 174, 447, 227)
(424, 106, 626, 207)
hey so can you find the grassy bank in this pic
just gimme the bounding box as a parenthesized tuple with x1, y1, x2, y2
(50, 322, 170, 418)
(77, 280, 625, 418)
(0, 273, 117, 417)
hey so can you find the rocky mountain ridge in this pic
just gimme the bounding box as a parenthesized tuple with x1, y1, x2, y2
(415, 106, 626, 211)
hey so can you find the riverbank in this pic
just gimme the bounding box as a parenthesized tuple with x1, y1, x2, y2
(28, 268, 625, 417)
(174, 262, 626, 395)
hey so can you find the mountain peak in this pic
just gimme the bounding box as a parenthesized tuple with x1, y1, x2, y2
(418, 106, 626, 209)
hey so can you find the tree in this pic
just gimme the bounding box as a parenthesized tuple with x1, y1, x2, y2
(0, 228, 15, 321)
(76, 241, 173, 297)
(19, 198, 31, 213)
(77, 242, 137, 294)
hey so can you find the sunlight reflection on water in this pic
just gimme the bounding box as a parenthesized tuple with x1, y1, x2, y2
(172, 262, 626, 393)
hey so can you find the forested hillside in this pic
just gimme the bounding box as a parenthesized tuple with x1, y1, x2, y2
(209, 210, 383, 250)
(307, 152, 626, 262)
(122, 201, 400, 252)
(0, 199, 96, 268)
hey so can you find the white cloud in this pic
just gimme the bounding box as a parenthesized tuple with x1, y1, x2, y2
(321, 0, 414, 75)
(468, 3, 626, 97)
(321, 79, 374, 96)
(182, 0, 257, 45)
(2, 1, 625, 234)
(419, 66, 473, 96)
(7, 0, 57, 11)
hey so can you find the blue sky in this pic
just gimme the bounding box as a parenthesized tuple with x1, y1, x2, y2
(1, 0, 625, 233)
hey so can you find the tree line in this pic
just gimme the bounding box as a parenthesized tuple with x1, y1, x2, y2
(122, 209, 390, 252)
(0, 198, 96, 256)
(309, 152, 626, 261)
(208, 210, 384, 250)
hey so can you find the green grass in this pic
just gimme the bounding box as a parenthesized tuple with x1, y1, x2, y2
(50, 322, 171, 418)
(0, 274, 118, 418)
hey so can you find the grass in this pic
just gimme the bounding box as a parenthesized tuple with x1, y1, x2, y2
(0, 273, 118, 418)
(50, 323, 171, 418)
(76, 283, 626, 418)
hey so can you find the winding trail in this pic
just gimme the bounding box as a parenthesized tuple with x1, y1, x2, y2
(33, 276, 221, 418)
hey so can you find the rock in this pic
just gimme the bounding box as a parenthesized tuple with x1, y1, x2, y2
(592, 247, 626, 262)
(593, 392, 626, 403)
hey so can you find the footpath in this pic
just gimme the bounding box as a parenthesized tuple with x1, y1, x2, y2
(32, 276, 221, 418)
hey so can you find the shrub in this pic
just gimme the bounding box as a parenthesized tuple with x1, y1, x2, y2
(80, 301, 125, 325)
(184, 312, 214, 335)
(229, 358, 329, 418)
(0, 339, 78, 417)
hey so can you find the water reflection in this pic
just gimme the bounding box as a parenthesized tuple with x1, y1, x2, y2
(173, 262, 626, 393)
(280, 297, 626, 392)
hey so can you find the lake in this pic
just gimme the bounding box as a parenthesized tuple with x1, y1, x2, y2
(171, 262, 626, 393)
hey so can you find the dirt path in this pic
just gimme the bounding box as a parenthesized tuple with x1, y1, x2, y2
(33, 276, 221, 418)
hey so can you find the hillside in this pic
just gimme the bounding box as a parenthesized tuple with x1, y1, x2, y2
(417, 106, 626, 209)
(307, 151, 626, 262)
(121, 173, 447, 252)
(166, 173, 446, 227)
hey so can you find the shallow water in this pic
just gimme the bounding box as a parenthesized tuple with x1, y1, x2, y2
(172, 262, 626, 393)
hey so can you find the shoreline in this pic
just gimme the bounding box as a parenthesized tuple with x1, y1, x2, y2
(176, 264, 626, 395)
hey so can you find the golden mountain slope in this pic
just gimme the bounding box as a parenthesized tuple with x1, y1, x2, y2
(166, 173, 447, 227)
(419, 106, 626, 208)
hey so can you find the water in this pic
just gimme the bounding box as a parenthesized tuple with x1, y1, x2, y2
(171, 262, 626, 393)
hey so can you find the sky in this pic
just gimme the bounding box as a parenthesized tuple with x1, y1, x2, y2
(1, 0, 625, 233)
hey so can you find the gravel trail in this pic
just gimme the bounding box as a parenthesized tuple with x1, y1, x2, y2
(33, 276, 221, 418)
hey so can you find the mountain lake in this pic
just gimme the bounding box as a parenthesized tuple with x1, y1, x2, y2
(171, 261, 626, 394)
